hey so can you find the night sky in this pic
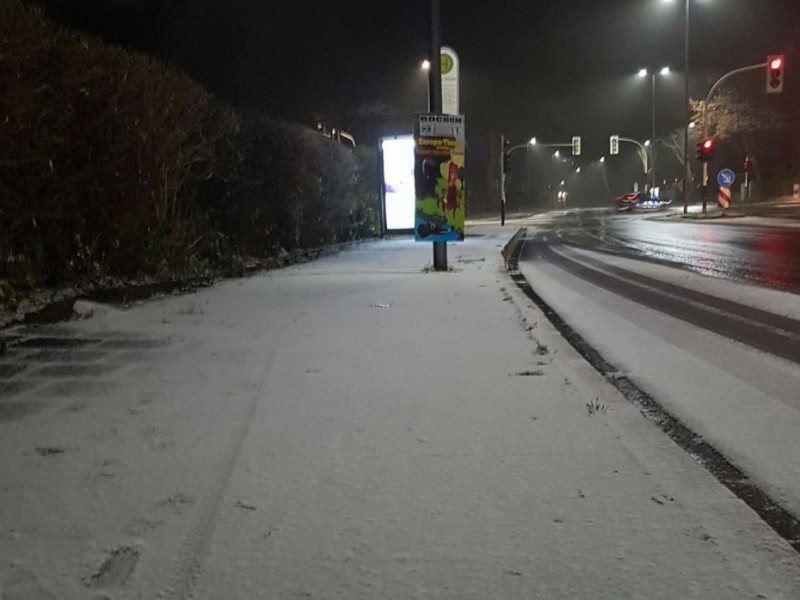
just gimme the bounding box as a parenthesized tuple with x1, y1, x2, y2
(28, 0, 800, 201)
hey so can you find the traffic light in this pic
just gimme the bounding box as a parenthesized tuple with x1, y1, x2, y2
(572, 136, 581, 156)
(610, 135, 619, 155)
(766, 55, 785, 93)
(503, 153, 512, 173)
(696, 138, 715, 162)
(743, 156, 752, 172)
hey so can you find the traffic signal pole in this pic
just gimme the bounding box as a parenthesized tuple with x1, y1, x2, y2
(701, 62, 769, 140)
(698, 61, 772, 213)
(429, 0, 447, 271)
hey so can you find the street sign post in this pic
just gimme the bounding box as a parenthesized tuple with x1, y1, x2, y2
(440, 46, 460, 115)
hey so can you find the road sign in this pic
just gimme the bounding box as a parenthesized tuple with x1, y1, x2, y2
(717, 168, 735, 187)
(440, 46, 460, 115)
(718, 186, 731, 209)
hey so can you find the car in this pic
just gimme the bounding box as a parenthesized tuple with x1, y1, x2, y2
(615, 190, 672, 212)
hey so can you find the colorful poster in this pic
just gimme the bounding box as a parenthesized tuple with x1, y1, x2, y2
(414, 114, 466, 242)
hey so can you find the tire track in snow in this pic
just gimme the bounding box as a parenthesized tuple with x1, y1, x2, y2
(161, 340, 281, 600)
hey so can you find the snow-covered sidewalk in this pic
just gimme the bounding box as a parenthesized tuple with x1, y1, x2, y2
(1, 226, 799, 599)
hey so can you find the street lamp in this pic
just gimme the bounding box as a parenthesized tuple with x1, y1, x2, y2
(637, 66, 670, 190)
(658, 0, 691, 210)
(420, 60, 431, 111)
(500, 136, 539, 225)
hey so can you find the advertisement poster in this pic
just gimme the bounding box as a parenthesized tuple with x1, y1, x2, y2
(414, 114, 466, 242)
(380, 136, 416, 231)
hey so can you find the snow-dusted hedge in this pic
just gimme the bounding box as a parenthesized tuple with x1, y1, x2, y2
(0, 1, 378, 304)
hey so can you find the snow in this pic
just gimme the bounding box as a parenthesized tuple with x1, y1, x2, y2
(1, 227, 799, 599)
(517, 239, 800, 518)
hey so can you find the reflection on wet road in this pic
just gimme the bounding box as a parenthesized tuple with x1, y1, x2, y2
(531, 209, 800, 294)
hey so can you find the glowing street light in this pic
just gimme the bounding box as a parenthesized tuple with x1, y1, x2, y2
(529, 137, 537, 145)
(636, 66, 670, 190)
(421, 59, 431, 71)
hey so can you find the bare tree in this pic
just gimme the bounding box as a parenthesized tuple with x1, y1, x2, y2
(660, 128, 687, 167)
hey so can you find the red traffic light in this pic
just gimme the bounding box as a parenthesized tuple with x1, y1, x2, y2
(696, 138, 715, 162)
(767, 54, 785, 93)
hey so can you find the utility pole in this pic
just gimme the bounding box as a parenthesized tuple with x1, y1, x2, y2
(651, 73, 657, 190)
(429, 0, 447, 271)
(500, 134, 506, 226)
(682, 0, 691, 214)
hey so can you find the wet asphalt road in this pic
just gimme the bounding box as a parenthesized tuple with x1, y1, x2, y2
(523, 207, 800, 294)
(517, 207, 800, 365)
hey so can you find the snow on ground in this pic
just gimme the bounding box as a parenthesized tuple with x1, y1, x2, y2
(1, 227, 799, 599)
(517, 240, 800, 518)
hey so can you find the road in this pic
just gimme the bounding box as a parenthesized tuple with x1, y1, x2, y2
(523, 207, 800, 294)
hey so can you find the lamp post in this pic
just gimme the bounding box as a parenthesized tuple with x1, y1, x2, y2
(637, 66, 670, 192)
(421, 60, 431, 111)
(500, 137, 537, 224)
(661, 0, 691, 210)
(682, 0, 690, 213)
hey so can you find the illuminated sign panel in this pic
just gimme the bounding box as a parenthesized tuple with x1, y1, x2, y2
(380, 136, 416, 231)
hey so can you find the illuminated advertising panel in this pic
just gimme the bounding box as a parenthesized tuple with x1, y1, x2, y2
(380, 136, 416, 231)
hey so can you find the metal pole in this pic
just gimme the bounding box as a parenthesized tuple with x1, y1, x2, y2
(500, 134, 506, 226)
(682, 0, 691, 214)
(701, 63, 768, 140)
(429, 0, 447, 271)
(702, 161, 708, 213)
(651, 73, 657, 191)
(744, 154, 750, 202)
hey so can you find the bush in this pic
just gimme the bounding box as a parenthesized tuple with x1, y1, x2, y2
(1, 1, 239, 284)
(209, 115, 378, 257)
(0, 1, 378, 302)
